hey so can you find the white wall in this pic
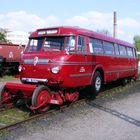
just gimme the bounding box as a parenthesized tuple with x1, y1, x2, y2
(6, 31, 29, 45)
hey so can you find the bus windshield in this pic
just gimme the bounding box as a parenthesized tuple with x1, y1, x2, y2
(25, 38, 44, 52)
(25, 36, 76, 52)
(43, 36, 65, 52)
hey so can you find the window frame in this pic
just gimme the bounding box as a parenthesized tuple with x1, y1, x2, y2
(76, 35, 86, 53)
(114, 44, 120, 56)
(103, 41, 115, 55)
(127, 47, 133, 58)
(119, 45, 127, 56)
(89, 38, 104, 54)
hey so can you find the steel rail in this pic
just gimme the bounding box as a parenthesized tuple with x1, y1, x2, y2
(0, 99, 85, 131)
(0, 80, 140, 131)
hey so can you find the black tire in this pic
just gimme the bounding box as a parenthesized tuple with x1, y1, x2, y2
(32, 85, 51, 113)
(88, 71, 102, 98)
(120, 78, 128, 86)
(0, 85, 6, 102)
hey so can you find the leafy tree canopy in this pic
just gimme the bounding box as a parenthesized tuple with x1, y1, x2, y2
(0, 32, 10, 43)
(133, 35, 140, 52)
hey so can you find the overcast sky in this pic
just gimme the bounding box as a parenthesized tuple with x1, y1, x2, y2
(0, 0, 140, 43)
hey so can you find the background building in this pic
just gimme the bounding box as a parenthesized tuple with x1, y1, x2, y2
(6, 31, 29, 45)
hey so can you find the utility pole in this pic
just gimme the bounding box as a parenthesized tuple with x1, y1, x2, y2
(113, 11, 117, 38)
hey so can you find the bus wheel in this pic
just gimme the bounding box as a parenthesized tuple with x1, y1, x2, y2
(32, 85, 51, 113)
(90, 71, 102, 97)
(127, 77, 132, 83)
(121, 78, 128, 86)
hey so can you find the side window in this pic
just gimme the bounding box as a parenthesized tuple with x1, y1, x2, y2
(133, 48, 136, 58)
(92, 38, 103, 54)
(66, 36, 76, 51)
(89, 38, 94, 53)
(77, 36, 86, 52)
(127, 47, 133, 57)
(103, 41, 114, 55)
(119, 45, 127, 56)
(114, 44, 120, 55)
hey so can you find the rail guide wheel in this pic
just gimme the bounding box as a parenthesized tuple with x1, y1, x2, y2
(32, 85, 51, 113)
(0, 85, 13, 106)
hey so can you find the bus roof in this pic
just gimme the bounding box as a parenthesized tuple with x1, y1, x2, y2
(30, 26, 134, 48)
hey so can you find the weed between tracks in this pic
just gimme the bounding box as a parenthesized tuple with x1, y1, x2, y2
(0, 108, 29, 124)
(0, 79, 140, 137)
(97, 81, 140, 100)
(0, 108, 29, 136)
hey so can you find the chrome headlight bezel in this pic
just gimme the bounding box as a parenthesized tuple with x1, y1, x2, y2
(18, 65, 22, 72)
(51, 67, 60, 74)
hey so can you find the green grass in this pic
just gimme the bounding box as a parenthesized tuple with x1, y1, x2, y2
(0, 129, 9, 137)
(0, 108, 29, 136)
(0, 108, 29, 125)
(0, 76, 19, 82)
(0, 108, 29, 137)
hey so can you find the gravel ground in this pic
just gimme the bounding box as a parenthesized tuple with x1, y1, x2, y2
(1, 82, 140, 140)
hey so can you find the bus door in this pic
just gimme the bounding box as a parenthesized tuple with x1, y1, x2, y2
(103, 41, 116, 81)
(114, 44, 120, 79)
(72, 35, 90, 86)
(119, 45, 129, 78)
(130, 48, 137, 75)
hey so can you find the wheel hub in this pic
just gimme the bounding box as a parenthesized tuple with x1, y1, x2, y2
(95, 77, 101, 91)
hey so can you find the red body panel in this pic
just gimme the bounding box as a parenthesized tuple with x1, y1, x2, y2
(5, 83, 35, 97)
(19, 26, 138, 88)
(20, 52, 92, 87)
(1, 26, 138, 112)
(0, 43, 24, 62)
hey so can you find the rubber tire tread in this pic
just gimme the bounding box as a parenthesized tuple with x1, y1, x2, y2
(91, 71, 102, 96)
(0, 85, 6, 102)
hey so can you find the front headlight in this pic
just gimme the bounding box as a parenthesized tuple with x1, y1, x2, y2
(51, 67, 60, 74)
(19, 65, 22, 72)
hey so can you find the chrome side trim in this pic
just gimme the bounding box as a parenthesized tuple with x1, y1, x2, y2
(70, 73, 92, 78)
(24, 59, 49, 64)
(106, 68, 137, 74)
(23, 59, 96, 66)
(52, 61, 96, 66)
(24, 59, 33, 64)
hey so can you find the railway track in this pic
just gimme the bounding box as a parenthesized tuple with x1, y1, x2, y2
(0, 80, 140, 132)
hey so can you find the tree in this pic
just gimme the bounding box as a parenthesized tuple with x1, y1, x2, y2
(0, 28, 10, 43)
(133, 35, 140, 52)
(0, 32, 10, 43)
(96, 29, 111, 36)
(0, 32, 9, 43)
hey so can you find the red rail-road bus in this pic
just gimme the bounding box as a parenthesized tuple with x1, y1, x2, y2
(0, 26, 138, 113)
